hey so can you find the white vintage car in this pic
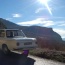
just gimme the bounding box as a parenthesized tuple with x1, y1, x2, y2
(0, 29, 37, 56)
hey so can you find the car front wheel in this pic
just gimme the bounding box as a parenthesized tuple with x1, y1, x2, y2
(2, 44, 10, 54)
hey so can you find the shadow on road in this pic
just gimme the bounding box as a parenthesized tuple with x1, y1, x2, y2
(0, 50, 35, 65)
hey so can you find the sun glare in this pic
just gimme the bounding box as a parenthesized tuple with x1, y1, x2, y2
(39, 0, 49, 4)
(38, 0, 52, 15)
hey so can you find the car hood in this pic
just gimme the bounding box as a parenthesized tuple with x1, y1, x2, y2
(13, 37, 36, 41)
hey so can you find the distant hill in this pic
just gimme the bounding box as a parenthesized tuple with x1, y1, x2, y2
(21, 26, 62, 40)
(0, 18, 21, 29)
(0, 18, 65, 51)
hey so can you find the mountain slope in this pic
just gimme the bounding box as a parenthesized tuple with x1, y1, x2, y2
(20, 26, 62, 42)
(0, 18, 21, 29)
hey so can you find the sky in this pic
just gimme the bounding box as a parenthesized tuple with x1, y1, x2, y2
(0, 0, 65, 38)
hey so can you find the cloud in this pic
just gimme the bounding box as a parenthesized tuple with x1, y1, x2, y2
(17, 18, 43, 26)
(17, 18, 55, 26)
(57, 21, 65, 26)
(35, 8, 45, 13)
(17, 17, 65, 27)
(35, 7, 52, 14)
(5, 18, 12, 20)
(58, 24, 65, 26)
(12, 14, 22, 18)
(53, 28, 65, 38)
(43, 21, 55, 26)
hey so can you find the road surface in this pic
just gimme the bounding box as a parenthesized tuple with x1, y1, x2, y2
(29, 55, 65, 65)
(0, 50, 65, 65)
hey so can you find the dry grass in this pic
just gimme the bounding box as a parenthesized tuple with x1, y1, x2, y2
(29, 48, 65, 63)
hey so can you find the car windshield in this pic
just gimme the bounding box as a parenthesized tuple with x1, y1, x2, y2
(6, 30, 26, 38)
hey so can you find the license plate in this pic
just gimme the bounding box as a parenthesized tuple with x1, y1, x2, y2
(24, 42, 32, 45)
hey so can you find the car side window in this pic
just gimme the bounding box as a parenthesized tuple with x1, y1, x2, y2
(6, 30, 13, 38)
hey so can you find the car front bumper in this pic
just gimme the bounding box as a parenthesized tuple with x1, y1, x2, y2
(13, 46, 37, 50)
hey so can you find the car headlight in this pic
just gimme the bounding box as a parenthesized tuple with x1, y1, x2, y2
(36, 41, 37, 44)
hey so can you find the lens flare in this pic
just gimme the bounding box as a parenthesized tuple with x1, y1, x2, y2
(38, 0, 52, 15)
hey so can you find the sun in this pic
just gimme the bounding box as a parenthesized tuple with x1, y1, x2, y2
(38, 0, 49, 4)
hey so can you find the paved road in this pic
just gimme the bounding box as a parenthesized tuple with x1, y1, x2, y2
(29, 55, 65, 65)
(0, 50, 65, 65)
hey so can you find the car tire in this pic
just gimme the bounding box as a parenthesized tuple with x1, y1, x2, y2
(2, 44, 10, 54)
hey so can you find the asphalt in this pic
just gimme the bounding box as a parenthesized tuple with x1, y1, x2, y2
(0, 50, 35, 65)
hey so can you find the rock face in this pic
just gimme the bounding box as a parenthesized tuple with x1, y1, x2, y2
(0, 18, 64, 50)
